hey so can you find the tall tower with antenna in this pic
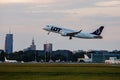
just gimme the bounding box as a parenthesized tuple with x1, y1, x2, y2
(30, 38, 36, 50)
(5, 28, 13, 53)
(23, 38, 36, 51)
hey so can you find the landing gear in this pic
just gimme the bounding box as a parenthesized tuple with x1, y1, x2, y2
(48, 32, 50, 35)
(69, 36, 72, 40)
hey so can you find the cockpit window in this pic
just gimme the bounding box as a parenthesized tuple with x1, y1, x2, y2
(46, 25, 49, 27)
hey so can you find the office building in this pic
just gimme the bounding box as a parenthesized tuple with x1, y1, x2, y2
(44, 43, 52, 53)
(44, 43, 52, 62)
(5, 34, 13, 53)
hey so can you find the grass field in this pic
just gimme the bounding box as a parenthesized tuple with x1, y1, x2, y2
(0, 63, 120, 80)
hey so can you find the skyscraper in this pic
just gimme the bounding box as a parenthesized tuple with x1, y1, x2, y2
(5, 34, 13, 53)
(44, 43, 52, 53)
(44, 43, 52, 62)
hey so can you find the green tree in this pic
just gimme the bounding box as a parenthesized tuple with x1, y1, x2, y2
(0, 50, 5, 62)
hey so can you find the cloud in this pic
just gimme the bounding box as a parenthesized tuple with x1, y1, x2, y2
(25, 6, 120, 17)
(95, 0, 120, 7)
(0, 0, 56, 4)
(67, 7, 120, 17)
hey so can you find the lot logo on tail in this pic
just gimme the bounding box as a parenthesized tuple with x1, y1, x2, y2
(92, 26, 104, 35)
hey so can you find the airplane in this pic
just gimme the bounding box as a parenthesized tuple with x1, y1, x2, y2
(78, 54, 92, 63)
(105, 57, 120, 64)
(43, 25, 104, 40)
(4, 57, 17, 63)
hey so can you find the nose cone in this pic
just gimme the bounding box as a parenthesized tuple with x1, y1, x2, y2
(43, 27, 48, 31)
(43, 26, 50, 31)
(43, 25, 51, 31)
(42, 27, 46, 30)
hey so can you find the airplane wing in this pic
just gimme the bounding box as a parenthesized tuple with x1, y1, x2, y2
(66, 30, 82, 36)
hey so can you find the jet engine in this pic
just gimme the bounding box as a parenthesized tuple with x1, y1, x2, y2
(61, 32, 68, 36)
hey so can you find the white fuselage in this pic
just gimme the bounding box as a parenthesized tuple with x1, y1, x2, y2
(5, 57, 17, 63)
(105, 57, 120, 64)
(78, 54, 92, 63)
(43, 25, 103, 39)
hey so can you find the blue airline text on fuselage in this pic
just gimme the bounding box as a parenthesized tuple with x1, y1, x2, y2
(51, 26, 62, 32)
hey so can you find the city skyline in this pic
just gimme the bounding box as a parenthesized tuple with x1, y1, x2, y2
(0, 0, 120, 51)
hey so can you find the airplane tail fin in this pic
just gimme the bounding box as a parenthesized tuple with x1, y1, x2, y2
(5, 57, 7, 61)
(91, 26, 104, 35)
(84, 54, 89, 59)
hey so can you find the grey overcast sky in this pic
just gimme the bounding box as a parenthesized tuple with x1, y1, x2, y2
(0, 0, 120, 51)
